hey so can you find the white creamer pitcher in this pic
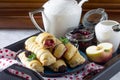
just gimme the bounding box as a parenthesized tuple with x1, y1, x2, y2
(95, 20, 120, 52)
(29, 0, 88, 38)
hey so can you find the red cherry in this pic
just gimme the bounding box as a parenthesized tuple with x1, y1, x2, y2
(45, 39, 54, 47)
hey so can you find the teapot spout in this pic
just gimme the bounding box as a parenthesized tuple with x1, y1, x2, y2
(78, 0, 88, 7)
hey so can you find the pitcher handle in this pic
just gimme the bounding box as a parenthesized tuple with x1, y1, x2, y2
(29, 8, 45, 32)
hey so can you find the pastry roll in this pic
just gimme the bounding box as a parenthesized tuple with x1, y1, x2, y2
(25, 41, 41, 53)
(26, 43, 56, 66)
(66, 51, 85, 68)
(48, 38, 63, 52)
(17, 51, 44, 73)
(35, 32, 56, 48)
(48, 39, 66, 59)
(53, 43, 66, 59)
(49, 59, 67, 72)
(64, 42, 77, 60)
(35, 49, 56, 66)
(25, 36, 37, 46)
(25, 37, 56, 66)
(25, 36, 43, 51)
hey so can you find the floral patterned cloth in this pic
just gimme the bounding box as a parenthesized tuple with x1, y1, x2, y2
(0, 48, 104, 80)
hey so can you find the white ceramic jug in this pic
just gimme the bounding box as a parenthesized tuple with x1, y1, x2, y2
(29, 0, 88, 38)
(95, 20, 120, 52)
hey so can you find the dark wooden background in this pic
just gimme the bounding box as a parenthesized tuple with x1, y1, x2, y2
(0, 0, 120, 29)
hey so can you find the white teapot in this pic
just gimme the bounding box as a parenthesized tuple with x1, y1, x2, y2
(29, 0, 88, 38)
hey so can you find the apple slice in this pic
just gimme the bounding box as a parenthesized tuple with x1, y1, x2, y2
(86, 43, 113, 63)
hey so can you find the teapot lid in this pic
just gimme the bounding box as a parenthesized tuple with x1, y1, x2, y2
(82, 8, 108, 29)
(43, 0, 77, 8)
(43, 0, 78, 14)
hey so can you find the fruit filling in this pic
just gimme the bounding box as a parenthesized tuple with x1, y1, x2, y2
(44, 39, 55, 47)
(69, 28, 93, 41)
(67, 29, 94, 52)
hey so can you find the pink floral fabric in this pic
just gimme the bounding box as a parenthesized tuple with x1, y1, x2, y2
(0, 48, 104, 80)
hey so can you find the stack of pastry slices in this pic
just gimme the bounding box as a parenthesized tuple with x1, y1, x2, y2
(17, 32, 85, 73)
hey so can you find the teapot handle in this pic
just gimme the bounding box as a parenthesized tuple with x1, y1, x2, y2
(29, 8, 45, 32)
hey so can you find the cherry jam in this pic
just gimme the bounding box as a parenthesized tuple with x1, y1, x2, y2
(66, 27, 94, 52)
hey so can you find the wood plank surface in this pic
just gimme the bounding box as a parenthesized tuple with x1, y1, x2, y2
(0, 0, 120, 28)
